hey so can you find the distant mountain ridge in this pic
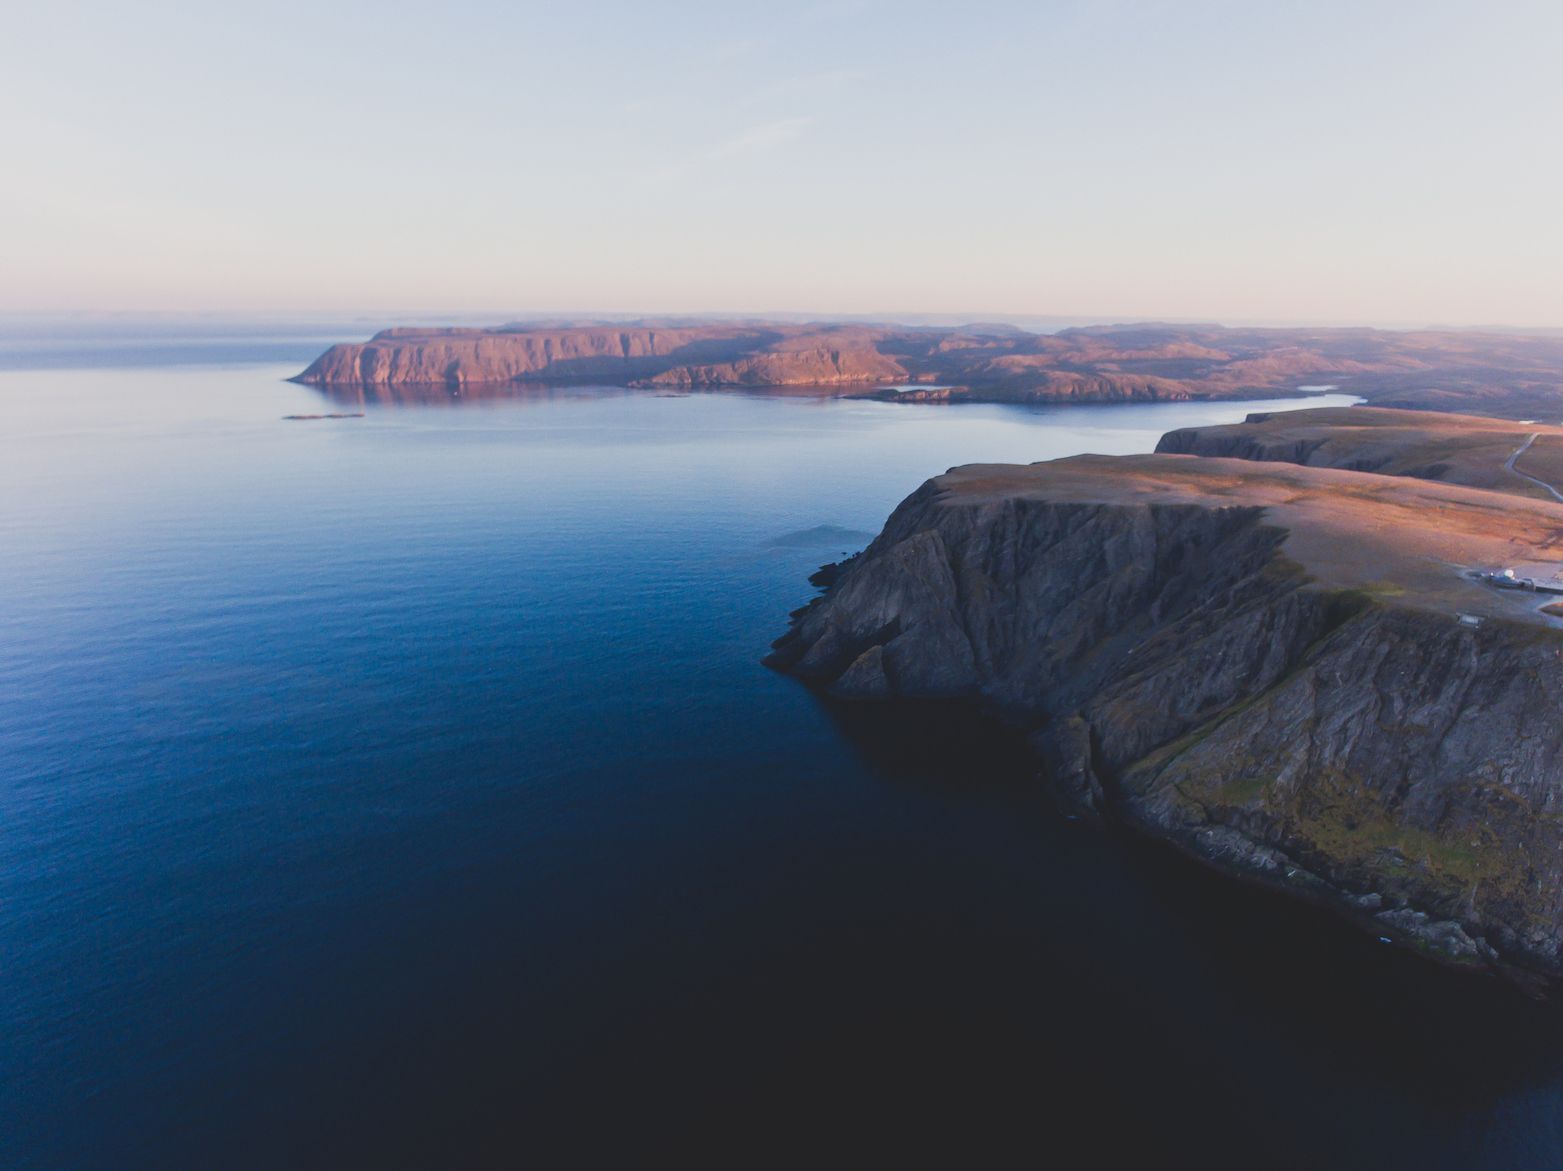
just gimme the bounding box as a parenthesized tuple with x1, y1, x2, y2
(296, 320, 1563, 419)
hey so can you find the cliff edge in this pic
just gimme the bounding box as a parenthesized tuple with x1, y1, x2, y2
(767, 454, 1563, 983)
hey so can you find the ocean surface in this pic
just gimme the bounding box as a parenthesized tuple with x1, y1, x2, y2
(3, 333, 1562, 1169)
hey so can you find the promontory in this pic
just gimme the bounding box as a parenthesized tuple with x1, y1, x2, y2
(768, 428, 1563, 986)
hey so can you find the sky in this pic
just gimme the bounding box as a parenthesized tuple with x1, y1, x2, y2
(4, 0, 1561, 326)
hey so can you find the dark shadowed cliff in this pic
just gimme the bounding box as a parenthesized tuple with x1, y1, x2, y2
(768, 455, 1563, 983)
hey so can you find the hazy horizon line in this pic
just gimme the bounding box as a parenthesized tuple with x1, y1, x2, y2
(3, 309, 1561, 336)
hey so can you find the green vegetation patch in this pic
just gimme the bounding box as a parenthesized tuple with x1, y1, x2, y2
(1282, 770, 1535, 906)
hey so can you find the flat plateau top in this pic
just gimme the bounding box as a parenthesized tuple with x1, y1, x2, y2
(934, 454, 1563, 626)
(1228, 405, 1561, 433)
(1163, 406, 1563, 499)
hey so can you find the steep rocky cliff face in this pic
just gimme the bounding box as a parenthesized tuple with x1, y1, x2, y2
(768, 456, 1563, 982)
(633, 333, 907, 388)
(295, 325, 780, 387)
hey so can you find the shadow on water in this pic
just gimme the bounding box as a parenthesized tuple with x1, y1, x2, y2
(33, 621, 1563, 1170)
(293, 690, 1563, 1170)
(766, 693, 1563, 1170)
(816, 693, 1046, 794)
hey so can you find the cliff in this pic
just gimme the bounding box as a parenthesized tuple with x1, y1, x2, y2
(295, 321, 1563, 419)
(767, 455, 1563, 983)
(294, 324, 789, 387)
(617, 325, 904, 388)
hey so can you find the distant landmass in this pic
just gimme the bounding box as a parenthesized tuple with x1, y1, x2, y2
(770, 408, 1563, 988)
(296, 320, 1563, 420)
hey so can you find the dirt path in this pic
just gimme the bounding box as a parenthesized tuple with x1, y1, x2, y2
(1505, 433, 1563, 504)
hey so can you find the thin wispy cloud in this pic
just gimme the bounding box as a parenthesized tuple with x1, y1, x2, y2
(713, 116, 815, 157)
(738, 67, 865, 109)
(631, 116, 816, 187)
(796, 0, 875, 27)
(710, 35, 764, 61)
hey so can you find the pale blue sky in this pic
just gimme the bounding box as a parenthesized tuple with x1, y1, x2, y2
(4, 0, 1561, 324)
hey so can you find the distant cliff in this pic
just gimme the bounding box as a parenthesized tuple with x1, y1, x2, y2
(295, 324, 795, 387)
(295, 321, 1563, 419)
(768, 455, 1563, 983)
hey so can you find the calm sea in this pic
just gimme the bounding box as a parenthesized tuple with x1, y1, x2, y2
(2, 331, 1560, 1169)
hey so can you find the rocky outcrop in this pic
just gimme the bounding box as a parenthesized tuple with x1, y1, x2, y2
(767, 455, 1563, 983)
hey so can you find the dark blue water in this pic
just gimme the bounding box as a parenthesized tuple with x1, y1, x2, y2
(3, 340, 1561, 1169)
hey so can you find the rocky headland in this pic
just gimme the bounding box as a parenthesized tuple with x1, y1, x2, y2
(767, 451, 1563, 985)
(296, 321, 1563, 420)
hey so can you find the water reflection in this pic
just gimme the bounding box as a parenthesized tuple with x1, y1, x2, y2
(299, 379, 943, 408)
(301, 380, 647, 408)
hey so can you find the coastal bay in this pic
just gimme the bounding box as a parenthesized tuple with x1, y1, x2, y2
(2, 332, 1558, 1168)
